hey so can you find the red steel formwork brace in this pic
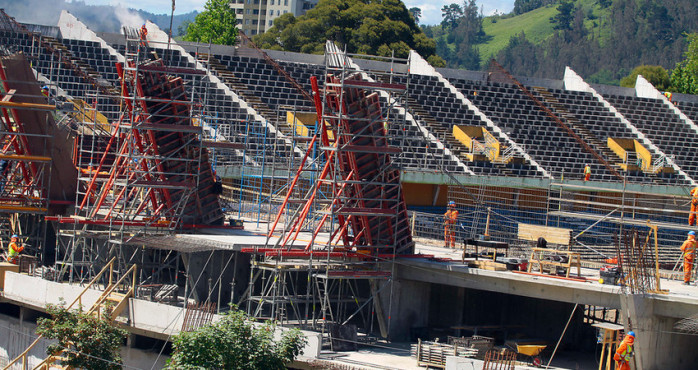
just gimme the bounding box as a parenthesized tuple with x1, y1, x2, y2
(0, 56, 52, 214)
(267, 71, 413, 255)
(76, 58, 223, 227)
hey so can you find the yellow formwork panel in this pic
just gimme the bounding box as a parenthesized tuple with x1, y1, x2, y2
(286, 112, 334, 140)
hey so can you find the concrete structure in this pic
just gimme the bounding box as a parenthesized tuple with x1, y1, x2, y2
(229, 0, 319, 36)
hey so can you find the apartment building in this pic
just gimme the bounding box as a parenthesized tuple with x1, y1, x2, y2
(230, 0, 319, 36)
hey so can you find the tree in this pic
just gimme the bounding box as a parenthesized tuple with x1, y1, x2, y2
(168, 308, 306, 369)
(253, 0, 445, 65)
(36, 303, 127, 370)
(620, 65, 670, 89)
(441, 3, 463, 30)
(177, 20, 191, 37)
(550, 0, 574, 31)
(671, 33, 698, 94)
(409, 7, 422, 24)
(183, 0, 237, 45)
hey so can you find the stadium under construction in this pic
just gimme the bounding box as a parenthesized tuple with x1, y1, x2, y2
(0, 8, 698, 369)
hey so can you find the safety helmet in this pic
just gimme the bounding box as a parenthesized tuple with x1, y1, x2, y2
(41, 85, 48, 90)
(690, 231, 696, 236)
(627, 331, 635, 337)
(448, 201, 455, 207)
(11, 234, 18, 239)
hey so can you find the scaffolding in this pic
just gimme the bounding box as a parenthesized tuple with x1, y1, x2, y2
(49, 31, 226, 285)
(241, 44, 414, 343)
(0, 53, 54, 265)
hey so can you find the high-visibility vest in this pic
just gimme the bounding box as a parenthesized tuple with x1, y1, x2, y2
(584, 165, 591, 175)
(8, 241, 23, 257)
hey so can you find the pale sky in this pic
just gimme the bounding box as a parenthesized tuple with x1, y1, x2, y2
(76, 0, 515, 25)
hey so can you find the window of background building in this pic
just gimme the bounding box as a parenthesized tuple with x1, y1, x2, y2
(269, 20, 273, 26)
(284, 0, 288, 5)
(271, 0, 275, 5)
(283, 10, 287, 13)
(276, 10, 280, 15)
(245, 19, 250, 24)
(253, 9, 259, 14)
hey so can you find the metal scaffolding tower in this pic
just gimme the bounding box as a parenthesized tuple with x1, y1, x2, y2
(49, 32, 225, 283)
(242, 43, 414, 343)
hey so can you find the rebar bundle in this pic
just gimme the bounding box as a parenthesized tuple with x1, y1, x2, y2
(619, 228, 660, 294)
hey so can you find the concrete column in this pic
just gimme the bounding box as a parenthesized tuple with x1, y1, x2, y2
(620, 294, 698, 369)
(382, 278, 431, 341)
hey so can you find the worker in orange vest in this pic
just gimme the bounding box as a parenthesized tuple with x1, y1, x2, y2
(584, 164, 591, 181)
(614, 331, 635, 370)
(681, 231, 697, 285)
(690, 187, 698, 226)
(7, 234, 24, 264)
(444, 201, 458, 248)
(139, 24, 148, 47)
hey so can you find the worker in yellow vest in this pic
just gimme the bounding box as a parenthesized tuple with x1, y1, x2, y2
(444, 201, 458, 248)
(614, 331, 635, 370)
(7, 234, 24, 264)
(690, 187, 698, 226)
(584, 164, 591, 181)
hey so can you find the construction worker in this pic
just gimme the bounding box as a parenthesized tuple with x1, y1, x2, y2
(614, 331, 635, 370)
(139, 24, 148, 47)
(41, 85, 49, 97)
(444, 201, 458, 248)
(681, 231, 697, 285)
(584, 164, 591, 181)
(7, 234, 24, 265)
(689, 187, 698, 226)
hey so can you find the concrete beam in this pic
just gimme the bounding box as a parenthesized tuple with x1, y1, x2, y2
(397, 259, 622, 309)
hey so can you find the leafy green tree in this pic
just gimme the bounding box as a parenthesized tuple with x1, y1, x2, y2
(671, 33, 698, 94)
(620, 65, 670, 89)
(168, 308, 306, 369)
(409, 7, 422, 24)
(441, 3, 463, 30)
(550, 0, 574, 31)
(253, 0, 444, 65)
(36, 303, 127, 370)
(183, 0, 238, 45)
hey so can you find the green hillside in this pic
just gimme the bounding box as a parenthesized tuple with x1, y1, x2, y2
(480, 5, 558, 64)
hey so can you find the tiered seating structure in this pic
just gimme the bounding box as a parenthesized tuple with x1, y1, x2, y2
(453, 79, 616, 181)
(541, 88, 682, 184)
(603, 94, 698, 182)
(393, 73, 540, 177)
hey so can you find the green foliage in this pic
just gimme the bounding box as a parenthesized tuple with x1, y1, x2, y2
(168, 308, 307, 369)
(409, 7, 422, 24)
(441, 3, 463, 30)
(480, 5, 557, 64)
(183, 0, 238, 45)
(36, 303, 127, 370)
(671, 33, 698, 94)
(513, 0, 556, 15)
(253, 0, 440, 62)
(550, 0, 574, 31)
(620, 65, 670, 89)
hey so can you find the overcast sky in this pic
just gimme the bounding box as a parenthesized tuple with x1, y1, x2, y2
(77, 0, 515, 26)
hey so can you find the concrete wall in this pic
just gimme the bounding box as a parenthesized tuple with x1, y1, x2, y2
(0, 311, 169, 369)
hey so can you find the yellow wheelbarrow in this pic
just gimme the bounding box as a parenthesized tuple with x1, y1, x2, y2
(510, 343, 547, 367)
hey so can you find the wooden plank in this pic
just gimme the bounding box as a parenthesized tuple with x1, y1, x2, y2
(468, 260, 507, 271)
(518, 223, 572, 245)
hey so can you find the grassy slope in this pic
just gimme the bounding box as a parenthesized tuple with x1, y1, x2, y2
(478, 0, 605, 66)
(480, 5, 558, 64)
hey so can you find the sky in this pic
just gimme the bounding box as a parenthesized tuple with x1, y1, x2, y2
(75, 0, 515, 26)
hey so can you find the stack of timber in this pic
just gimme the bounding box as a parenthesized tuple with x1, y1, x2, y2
(411, 339, 477, 368)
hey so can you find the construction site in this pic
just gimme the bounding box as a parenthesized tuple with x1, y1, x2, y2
(0, 8, 698, 370)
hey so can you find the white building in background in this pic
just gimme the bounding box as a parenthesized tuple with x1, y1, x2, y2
(230, 0, 319, 36)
